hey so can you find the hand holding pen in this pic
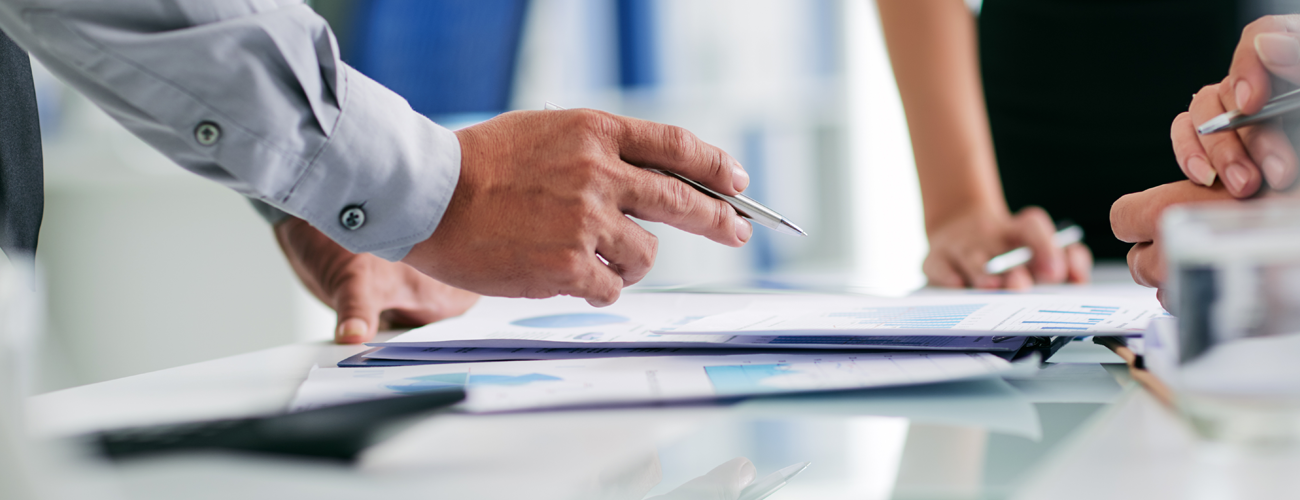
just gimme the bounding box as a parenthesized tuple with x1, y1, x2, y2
(544, 103, 806, 236)
(923, 206, 1091, 290)
(1179, 15, 1300, 197)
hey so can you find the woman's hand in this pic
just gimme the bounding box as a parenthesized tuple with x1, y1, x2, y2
(924, 206, 1091, 289)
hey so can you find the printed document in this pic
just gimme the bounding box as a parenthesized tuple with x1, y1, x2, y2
(367, 293, 1062, 353)
(661, 294, 1165, 336)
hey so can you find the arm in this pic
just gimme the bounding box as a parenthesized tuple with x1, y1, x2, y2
(0, 0, 454, 261)
(876, 0, 1089, 289)
(0, 0, 750, 306)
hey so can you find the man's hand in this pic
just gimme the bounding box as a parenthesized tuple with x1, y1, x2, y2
(1111, 181, 1236, 303)
(1173, 15, 1300, 196)
(924, 206, 1091, 289)
(403, 109, 753, 307)
(275, 217, 479, 344)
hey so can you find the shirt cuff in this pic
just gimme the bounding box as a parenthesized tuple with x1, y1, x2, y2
(247, 199, 292, 226)
(281, 67, 460, 261)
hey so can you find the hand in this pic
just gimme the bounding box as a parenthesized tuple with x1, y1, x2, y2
(1111, 180, 1235, 304)
(1173, 15, 1300, 196)
(403, 109, 752, 307)
(275, 217, 479, 344)
(924, 206, 1092, 289)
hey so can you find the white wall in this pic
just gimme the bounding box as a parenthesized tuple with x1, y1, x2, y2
(513, 0, 927, 291)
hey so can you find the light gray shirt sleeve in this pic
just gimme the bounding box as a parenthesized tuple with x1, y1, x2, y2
(0, 0, 460, 261)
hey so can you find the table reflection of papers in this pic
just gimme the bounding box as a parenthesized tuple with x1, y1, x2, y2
(735, 378, 1043, 440)
(291, 353, 1012, 413)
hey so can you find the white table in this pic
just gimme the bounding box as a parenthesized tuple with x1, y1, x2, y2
(25, 286, 1300, 499)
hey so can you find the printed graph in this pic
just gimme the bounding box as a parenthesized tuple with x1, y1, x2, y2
(1016, 304, 1119, 331)
(385, 372, 562, 394)
(828, 304, 986, 329)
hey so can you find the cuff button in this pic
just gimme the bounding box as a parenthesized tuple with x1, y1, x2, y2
(340, 206, 366, 230)
(194, 121, 221, 146)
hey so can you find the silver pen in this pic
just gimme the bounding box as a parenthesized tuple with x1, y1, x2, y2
(984, 224, 1084, 275)
(1197, 87, 1300, 134)
(544, 102, 807, 236)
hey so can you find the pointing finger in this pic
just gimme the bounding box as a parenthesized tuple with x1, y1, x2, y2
(620, 166, 752, 247)
(613, 115, 749, 195)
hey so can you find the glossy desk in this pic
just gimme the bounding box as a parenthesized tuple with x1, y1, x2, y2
(26, 283, 1300, 499)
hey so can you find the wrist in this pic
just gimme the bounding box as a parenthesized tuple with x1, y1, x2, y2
(924, 199, 1009, 236)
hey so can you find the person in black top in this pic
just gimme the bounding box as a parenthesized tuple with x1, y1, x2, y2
(878, 0, 1242, 288)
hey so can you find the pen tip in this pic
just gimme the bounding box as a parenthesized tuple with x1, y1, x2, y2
(783, 220, 808, 237)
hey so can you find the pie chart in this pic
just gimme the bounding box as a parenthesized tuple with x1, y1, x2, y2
(510, 313, 630, 328)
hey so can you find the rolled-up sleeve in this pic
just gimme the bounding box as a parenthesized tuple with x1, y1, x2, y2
(0, 0, 459, 260)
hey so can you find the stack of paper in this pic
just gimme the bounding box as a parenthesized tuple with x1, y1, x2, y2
(349, 292, 1165, 366)
(297, 291, 1164, 412)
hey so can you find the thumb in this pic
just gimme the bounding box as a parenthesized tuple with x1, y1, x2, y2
(333, 278, 381, 344)
(1255, 31, 1300, 86)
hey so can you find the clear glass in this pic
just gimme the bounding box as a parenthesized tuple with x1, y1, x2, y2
(1161, 200, 1300, 446)
(1163, 200, 1300, 359)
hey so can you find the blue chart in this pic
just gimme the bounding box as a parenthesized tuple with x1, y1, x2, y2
(705, 363, 804, 395)
(386, 372, 562, 394)
(510, 313, 629, 328)
(828, 304, 986, 329)
(767, 336, 959, 346)
(1019, 304, 1118, 331)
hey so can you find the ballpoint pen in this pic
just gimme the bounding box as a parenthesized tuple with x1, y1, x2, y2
(1196, 87, 1300, 134)
(984, 224, 1084, 275)
(544, 102, 807, 237)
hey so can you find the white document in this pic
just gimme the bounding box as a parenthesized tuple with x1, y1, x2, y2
(291, 352, 1012, 413)
(661, 294, 1166, 337)
(368, 294, 1032, 353)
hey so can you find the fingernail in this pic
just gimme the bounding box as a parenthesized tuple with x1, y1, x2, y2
(1256, 33, 1300, 66)
(734, 215, 752, 243)
(1235, 79, 1252, 109)
(1225, 163, 1250, 194)
(336, 318, 367, 343)
(1263, 156, 1292, 189)
(1187, 156, 1217, 186)
(731, 161, 750, 192)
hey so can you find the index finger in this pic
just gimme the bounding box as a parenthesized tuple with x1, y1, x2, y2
(613, 116, 749, 196)
(1110, 181, 1234, 243)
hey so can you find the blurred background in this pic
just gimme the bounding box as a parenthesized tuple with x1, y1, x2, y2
(30, 0, 929, 393)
